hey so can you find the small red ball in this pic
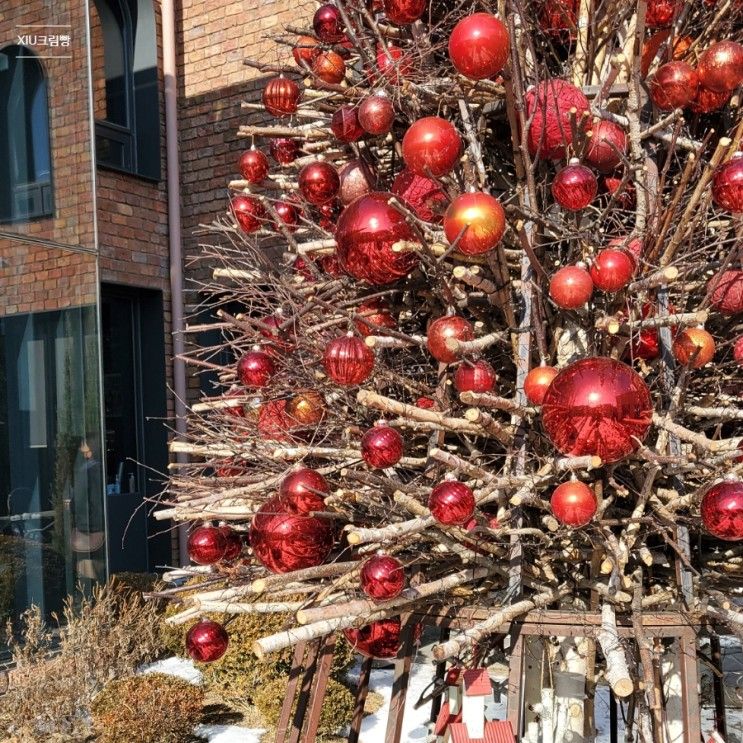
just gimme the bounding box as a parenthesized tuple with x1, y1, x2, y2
(585, 120, 627, 174)
(454, 360, 497, 393)
(358, 94, 395, 135)
(279, 468, 329, 513)
(690, 85, 731, 113)
(257, 400, 294, 442)
(313, 51, 346, 85)
(427, 315, 474, 364)
(444, 192, 506, 255)
(374, 44, 414, 84)
(448, 12, 510, 80)
(273, 200, 301, 231)
(429, 480, 476, 525)
(551, 481, 597, 527)
(313, 3, 344, 42)
(552, 161, 597, 211)
(331, 106, 364, 143)
(383, 0, 426, 24)
(360, 555, 406, 600)
(186, 619, 229, 663)
(231, 195, 266, 233)
(701, 480, 743, 541)
(402, 117, 462, 178)
(219, 526, 244, 562)
(648, 62, 699, 110)
(293, 35, 320, 67)
(645, 0, 682, 28)
(361, 425, 404, 469)
(338, 159, 376, 205)
(270, 137, 299, 164)
(354, 298, 397, 337)
(298, 161, 340, 206)
(672, 327, 716, 368)
(187, 526, 227, 565)
(549, 265, 594, 309)
(712, 155, 743, 213)
(239, 149, 269, 184)
(391, 169, 447, 223)
(590, 249, 635, 292)
(734, 335, 743, 365)
(708, 270, 743, 315)
(260, 314, 296, 352)
(262, 77, 301, 117)
(698, 41, 743, 93)
(236, 350, 275, 388)
(344, 617, 418, 658)
(523, 365, 558, 405)
(323, 334, 375, 385)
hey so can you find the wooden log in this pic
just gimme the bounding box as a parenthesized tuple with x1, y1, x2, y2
(596, 601, 634, 698)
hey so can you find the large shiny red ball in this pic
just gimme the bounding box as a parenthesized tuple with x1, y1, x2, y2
(523, 365, 558, 405)
(298, 161, 340, 206)
(323, 334, 375, 385)
(402, 117, 462, 177)
(645, 0, 681, 28)
(590, 249, 635, 292)
(360, 554, 406, 600)
(448, 12, 510, 80)
(358, 94, 395, 135)
(549, 265, 594, 308)
(585, 120, 627, 174)
(383, 0, 426, 24)
(238, 149, 269, 184)
(186, 619, 229, 663)
(335, 192, 420, 284)
(236, 350, 275, 388)
(269, 137, 299, 165)
(698, 41, 743, 93)
(354, 298, 397, 337)
(250, 497, 334, 573)
(338, 159, 375, 205)
(444, 192, 506, 255)
(542, 357, 653, 463)
(293, 35, 320, 68)
(427, 315, 474, 364)
(454, 360, 497, 393)
(187, 525, 227, 565)
(708, 270, 743, 315)
(391, 169, 447, 223)
(279, 468, 329, 513)
(712, 155, 743, 213)
(701, 480, 743, 541)
(313, 3, 344, 42)
(361, 425, 404, 468)
(648, 62, 699, 110)
(429, 480, 476, 525)
(344, 617, 419, 658)
(262, 77, 301, 117)
(313, 51, 346, 85)
(550, 481, 597, 527)
(331, 106, 364, 143)
(552, 161, 597, 211)
(231, 195, 266, 233)
(672, 327, 716, 368)
(220, 525, 244, 562)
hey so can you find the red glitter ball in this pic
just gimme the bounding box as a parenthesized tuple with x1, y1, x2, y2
(313, 51, 346, 84)
(338, 159, 376, 206)
(402, 117, 462, 177)
(343, 617, 420, 658)
(391, 169, 448, 224)
(551, 161, 597, 211)
(429, 480, 476, 525)
(734, 335, 743, 365)
(187, 526, 227, 565)
(454, 360, 497, 393)
(690, 85, 731, 114)
(323, 334, 375, 385)
(708, 270, 743, 315)
(550, 481, 597, 527)
(427, 315, 474, 364)
(698, 41, 743, 93)
(585, 120, 627, 174)
(358, 94, 395, 135)
(262, 77, 301, 117)
(361, 425, 404, 468)
(590, 249, 635, 292)
(701, 480, 743, 541)
(186, 619, 229, 663)
(549, 265, 594, 308)
(360, 555, 406, 600)
(448, 12, 510, 80)
(712, 155, 743, 213)
(648, 62, 699, 110)
(292, 35, 320, 67)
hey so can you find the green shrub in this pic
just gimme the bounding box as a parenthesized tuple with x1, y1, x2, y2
(92, 673, 203, 743)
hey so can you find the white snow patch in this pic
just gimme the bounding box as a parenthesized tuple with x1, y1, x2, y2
(138, 656, 203, 685)
(195, 723, 266, 743)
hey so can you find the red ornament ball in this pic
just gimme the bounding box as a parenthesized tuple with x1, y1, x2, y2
(734, 335, 743, 365)
(448, 12, 510, 80)
(360, 555, 406, 600)
(343, 617, 418, 658)
(672, 327, 716, 368)
(429, 480, 476, 525)
(701, 480, 743, 541)
(354, 298, 397, 337)
(549, 265, 594, 309)
(260, 314, 296, 353)
(335, 192, 420, 285)
(542, 357, 653, 463)
(287, 390, 326, 426)
(712, 155, 743, 213)
(708, 270, 743, 315)
(231, 195, 266, 233)
(223, 388, 246, 418)
(298, 161, 340, 206)
(523, 365, 558, 405)
(391, 169, 447, 223)
(331, 106, 364, 143)
(186, 619, 229, 663)
(338, 159, 376, 206)
(361, 425, 404, 469)
(698, 41, 743, 93)
(257, 399, 294, 442)
(383, 0, 426, 24)
(239, 149, 269, 184)
(236, 350, 275, 388)
(585, 120, 627, 174)
(444, 192, 506, 255)
(250, 497, 334, 573)
(648, 62, 699, 110)
(552, 161, 597, 211)
(187, 526, 227, 565)
(691, 85, 731, 114)
(273, 200, 301, 231)
(313, 51, 346, 85)
(454, 360, 497, 393)
(590, 249, 635, 292)
(279, 468, 329, 514)
(262, 77, 301, 117)
(645, 0, 681, 28)
(323, 333, 375, 385)
(358, 94, 395, 135)
(293, 35, 320, 67)
(550, 481, 597, 527)
(220, 525, 244, 562)
(402, 117, 462, 177)
(427, 315, 474, 364)
(270, 137, 299, 164)
(373, 44, 414, 84)
(313, 3, 344, 42)
(539, 0, 578, 40)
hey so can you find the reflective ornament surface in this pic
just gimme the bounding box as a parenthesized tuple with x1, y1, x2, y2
(672, 327, 716, 368)
(358, 94, 395, 135)
(645, 0, 681, 28)
(426, 315, 474, 364)
(262, 77, 301, 117)
(383, 0, 426, 24)
(236, 350, 275, 388)
(298, 161, 340, 206)
(402, 117, 462, 177)
(293, 35, 320, 67)
(590, 249, 635, 292)
(279, 468, 329, 514)
(585, 120, 627, 174)
(549, 265, 594, 308)
(698, 41, 743, 93)
(286, 391, 326, 426)
(429, 480, 476, 525)
(648, 62, 699, 110)
(550, 481, 597, 527)
(523, 365, 558, 405)
(454, 360, 497, 393)
(231, 195, 266, 233)
(444, 192, 506, 255)
(313, 3, 344, 42)
(186, 619, 229, 663)
(448, 12, 510, 80)
(219, 526, 244, 562)
(343, 617, 419, 658)
(354, 298, 397, 337)
(331, 106, 364, 142)
(360, 555, 406, 600)
(701, 481, 743, 541)
(361, 425, 404, 468)
(187, 526, 227, 565)
(238, 149, 269, 183)
(712, 155, 743, 213)
(269, 137, 299, 164)
(391, 169, 447, 223)
(313, 51, 346, 84)
(323, 334, 375, 385)
(551, 161, 597, 211)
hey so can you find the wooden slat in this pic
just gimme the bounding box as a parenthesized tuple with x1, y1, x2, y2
(677, 630, 702, 743)
(287, 640, 321, 743)
(301, 634, 337, 742)
(275, 641, 307, 743)
(349, 657, 373, 743)
(384, 617, 417, 743)
(506, 630, 524, 738)
(429, 626, 450, 724)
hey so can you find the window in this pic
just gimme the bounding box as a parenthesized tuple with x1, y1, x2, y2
(91, 0, 160, 180)
(0, 46, 53, 223)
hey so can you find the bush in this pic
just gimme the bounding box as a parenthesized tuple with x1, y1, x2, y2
(91, 673, 203, 743)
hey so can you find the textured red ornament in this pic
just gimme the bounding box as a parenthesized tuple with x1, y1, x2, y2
(313, 3, 344, 42)
(279, 468, 329, 514)
(539, 0, 578, 40)
(313, 51, 346, 84)
(331, 106, 364, 143)
(186, 619, 229, 663)
(454, 360, 497, 393)
(429, 480, 476, 525)
(549, 265, 594, 308)
(552, 161, 597, 211)
(238, 149, 269, 184)
(273, 200, 300, 231)
(734, 335, 743, 365)
(262, 77, 301, 117)
(601, 173, 635, 209)
(360, 555, 406, 600)
(645, 0, 681, 28)
(523, 365, 558, 405)
(402, 117, 462, 177)
(269, 137, 299, 164)
(298, 161, 340, 205)
(219, 525, 244, 562)
(354, 298, 397, 337)
(323, 334, 375, 385)
(258, 400, 294, 441)
(701, 480, 743, 541)
(358, 94, 395, 135)
(250, 497, 333, 573)
(338, 159, 375, 205)
(335, 192, 420, 284)
(416, 396, 436, 409)
(525, 79, 590, 160)
(427, 315, 474, 364)
(607, 235, 643, 263)
(361, 425, 404, 468)
(542, 357, 653, 463)
(374, 44, 414, 84)
(691, 86, 731, 114)
(343, 617, 419, 658)
(286, 390, 326, 426)
(648, 62, 699, 110)
(448, 12, 510, 80)
(698, 41, 743, 93)
(293, 35, 320, 67)
(708, 270, 743, 315)
(590, 249, 635, 292)
(223, 388, 246, 418)
(391, 169, 447, 223)
(383, 0, 426, 24)
(320, 253, 344, 276)
(444, 192, 506, 255)
(712, 155, 743, 213)
(231, 195, 266, 233)
(187, 526, 227, 565)
(236, 350, 275, 388)
(550, 481, 597, 527)
(672, 327, 716, 368)
(585, 120, 627, 174)
(260, 314, 296, 353)
(641, 30, 692, 77)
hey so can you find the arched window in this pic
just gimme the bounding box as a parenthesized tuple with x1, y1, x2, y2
(0, 46, 53, 223)
(91, 0, 160, 180)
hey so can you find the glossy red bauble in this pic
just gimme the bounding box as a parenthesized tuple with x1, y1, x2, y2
(360, 555, 406, 600)
(260, 314, 296, 352)
(219, 526, 244, 561)
(585, 120, 627, 174)
(323, 333, 375, 385)
(542, 357, 653, 463)
(258, 399, 294, 441)
(691, 85, 731, 113)
(293, 35, 320, 67)
(262, 77, 301, 117)
(648, 62, 699, 110)
(270, 137, 299, 164)
(273, 200, 301, 231)
(298, 161, 340, 205)
(590, 249, 635, 292)
(549, 265, 594, 308)
(429, 480, 476, 525)
(454, 360, 497, 393)
(448, 12, 510, 80)
(552, 161, 597, 211)
(313, 51, 346, 84)
(698, 41, 743, 93)
(523, 365, 558, 405)
(186, 619, 229, 663)
(338, 160, 376, 205)
(358, 94, 395, 135)
(187, 526, 227, 565)
(250, 497, 334, 573)
(231, 195, 266, 233)
(427, 315, 474, 364)
(344, 617, 418, 658)
(236, 350, 275, 388)
(402, 117, 462, 177)
(391, 169, 447, 223)
(354, 298, 397, 337)
(645, 0, 681, 28)
(286, 390, 326, 426)
(313, 3, 344, 42)
(279, 468, 329, 514)
(701, 480, 743, 541)
(335, 192, 420, 284)
(331, 106, 364, 143)
(607, 235, 643, 263)
(550, 481, 597, 527)
(444, 192, 506, 255)
(238, 149, 269, 184)
(383, 0, 426, 24)
(361, 425, 404, 469)
(708, 270, 743, 315)
(712, 155, 743, 213)
(374, 44, 414, 84)
(734, 335, 743, 365)
(672, 327, 716, 368)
